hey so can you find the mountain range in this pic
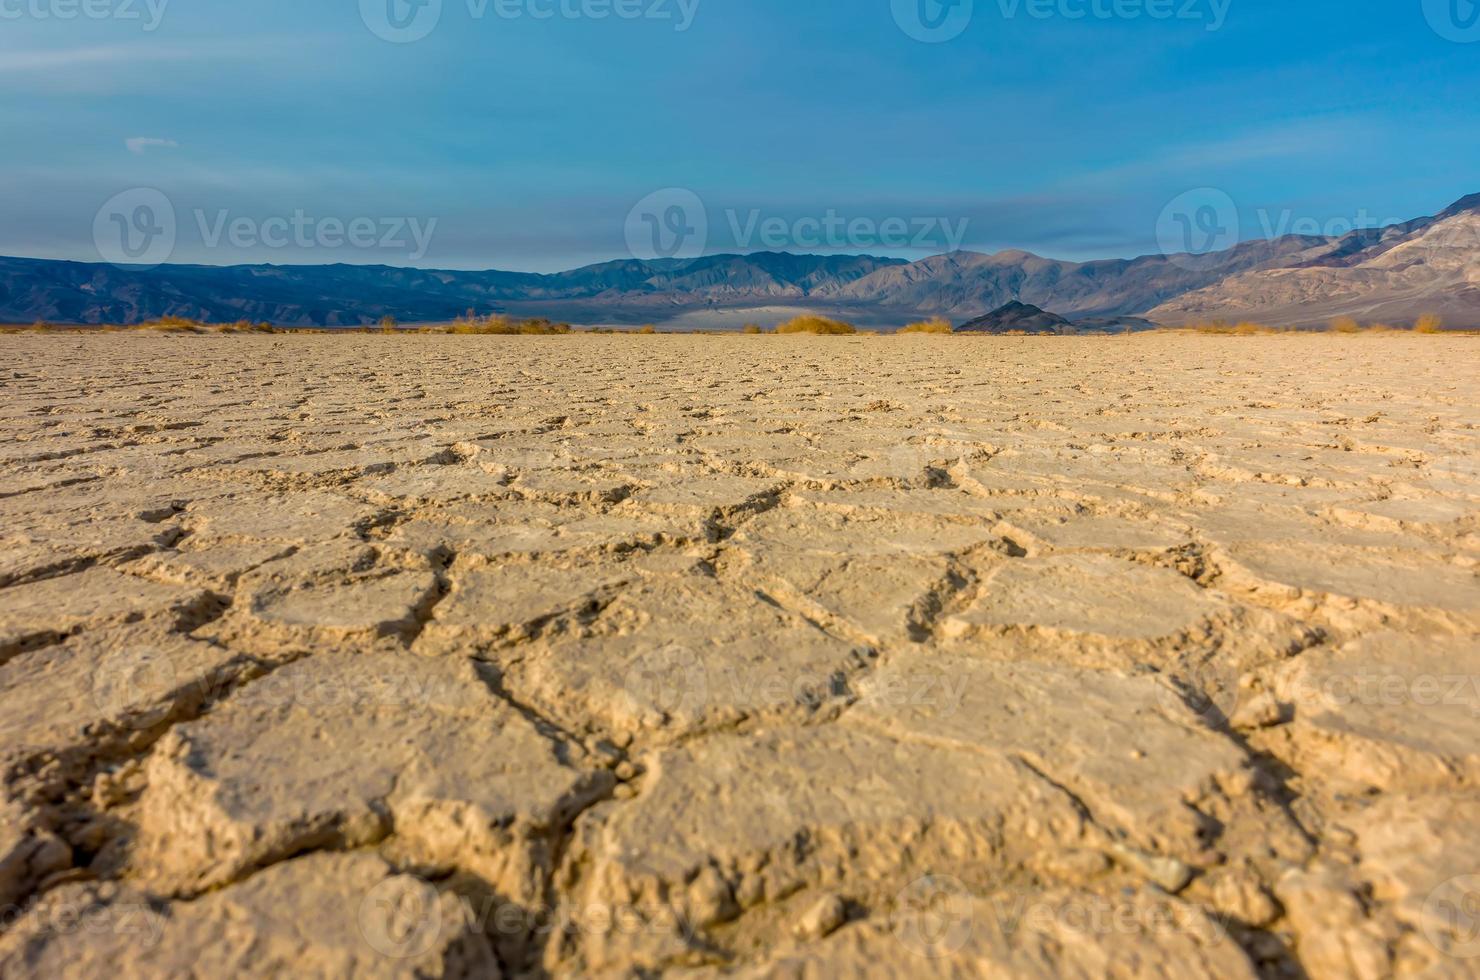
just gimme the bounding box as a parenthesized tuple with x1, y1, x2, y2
(4, 193, 1476, 329)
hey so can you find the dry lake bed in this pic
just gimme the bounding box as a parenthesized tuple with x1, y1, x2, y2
(1, 333, 1477, 978)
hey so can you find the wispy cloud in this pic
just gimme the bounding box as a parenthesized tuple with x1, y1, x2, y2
(1065, 119, 1365, 188)
(0, 39, 299, 75)
(0, 45, 185, 74)
(125, 137, 180, 155)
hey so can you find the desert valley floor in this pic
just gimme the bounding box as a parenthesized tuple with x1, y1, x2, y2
(1, 334, 1478, 978)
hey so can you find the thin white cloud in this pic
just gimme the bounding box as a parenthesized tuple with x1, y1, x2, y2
(125, 137, 180, 155)
(0, 39, 303, 75)
(0, 45, 182, 73)
(1065, 119, 1364, 188)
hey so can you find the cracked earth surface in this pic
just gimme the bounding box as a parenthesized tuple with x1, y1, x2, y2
(0, 333, 1477, 978)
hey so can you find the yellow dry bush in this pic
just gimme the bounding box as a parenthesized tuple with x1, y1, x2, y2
(899, 317, 954, 334)
(216, 320, 277, 334)
(1329, 317, 1363, 334)
(1415, 314, 1443, 334)
(638, 324, 658, 335)
(134, 316, 207, 333)
(742, 323, 765, 334)
(1184, 320, 1227, 334)
(774, 315, 857, 335)
(446, 315, 572, 336)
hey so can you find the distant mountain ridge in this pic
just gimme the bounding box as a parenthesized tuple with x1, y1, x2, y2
(4, 193, 1476, 328)
(0, 253, 908, 327)
(1148, 198, 1480, 328)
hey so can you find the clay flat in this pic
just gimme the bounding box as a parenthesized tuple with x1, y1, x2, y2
(1, 333, 1477, 978)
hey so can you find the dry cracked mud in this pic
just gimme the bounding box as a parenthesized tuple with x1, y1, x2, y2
(0, 333, 1477, 978)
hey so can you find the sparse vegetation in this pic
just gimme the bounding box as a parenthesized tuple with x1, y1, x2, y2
(445, 314, 573, 335)
(898, 317, 954, 334)
(379, 316, 399, 333)
(137, 316, 209, 332)
(774, 315, 858, 335)
(1159, 315, 1471, 335)
(1178, 320, 1281, 335)
(742, 323, 765, 334)
(638, 324, 658, 335)
(217, 320, 278, 334)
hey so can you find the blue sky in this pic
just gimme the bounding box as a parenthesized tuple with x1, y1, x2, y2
(3, 0, 1479, 271)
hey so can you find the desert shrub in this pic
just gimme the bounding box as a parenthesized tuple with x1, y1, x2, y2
(446, 315, 573, 335)
(1329, 317, 1363, 334)
(134, 316, 207, 333)
(216, 320, 277, 334)
(638, 324, 657, 335)
(774, 315, 857, 335)
(1415, 314, 1443, 334)
(899, 317, 954, 334)
(1232, 322, 1275, 335)
(741, 323, 765, 334)
(379, 316, 399, 332)
(524, 318, 572, 335)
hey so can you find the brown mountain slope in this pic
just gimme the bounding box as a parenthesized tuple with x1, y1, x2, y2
(1148, 210, 1480, 328)
(819, 237, 1336, 318)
